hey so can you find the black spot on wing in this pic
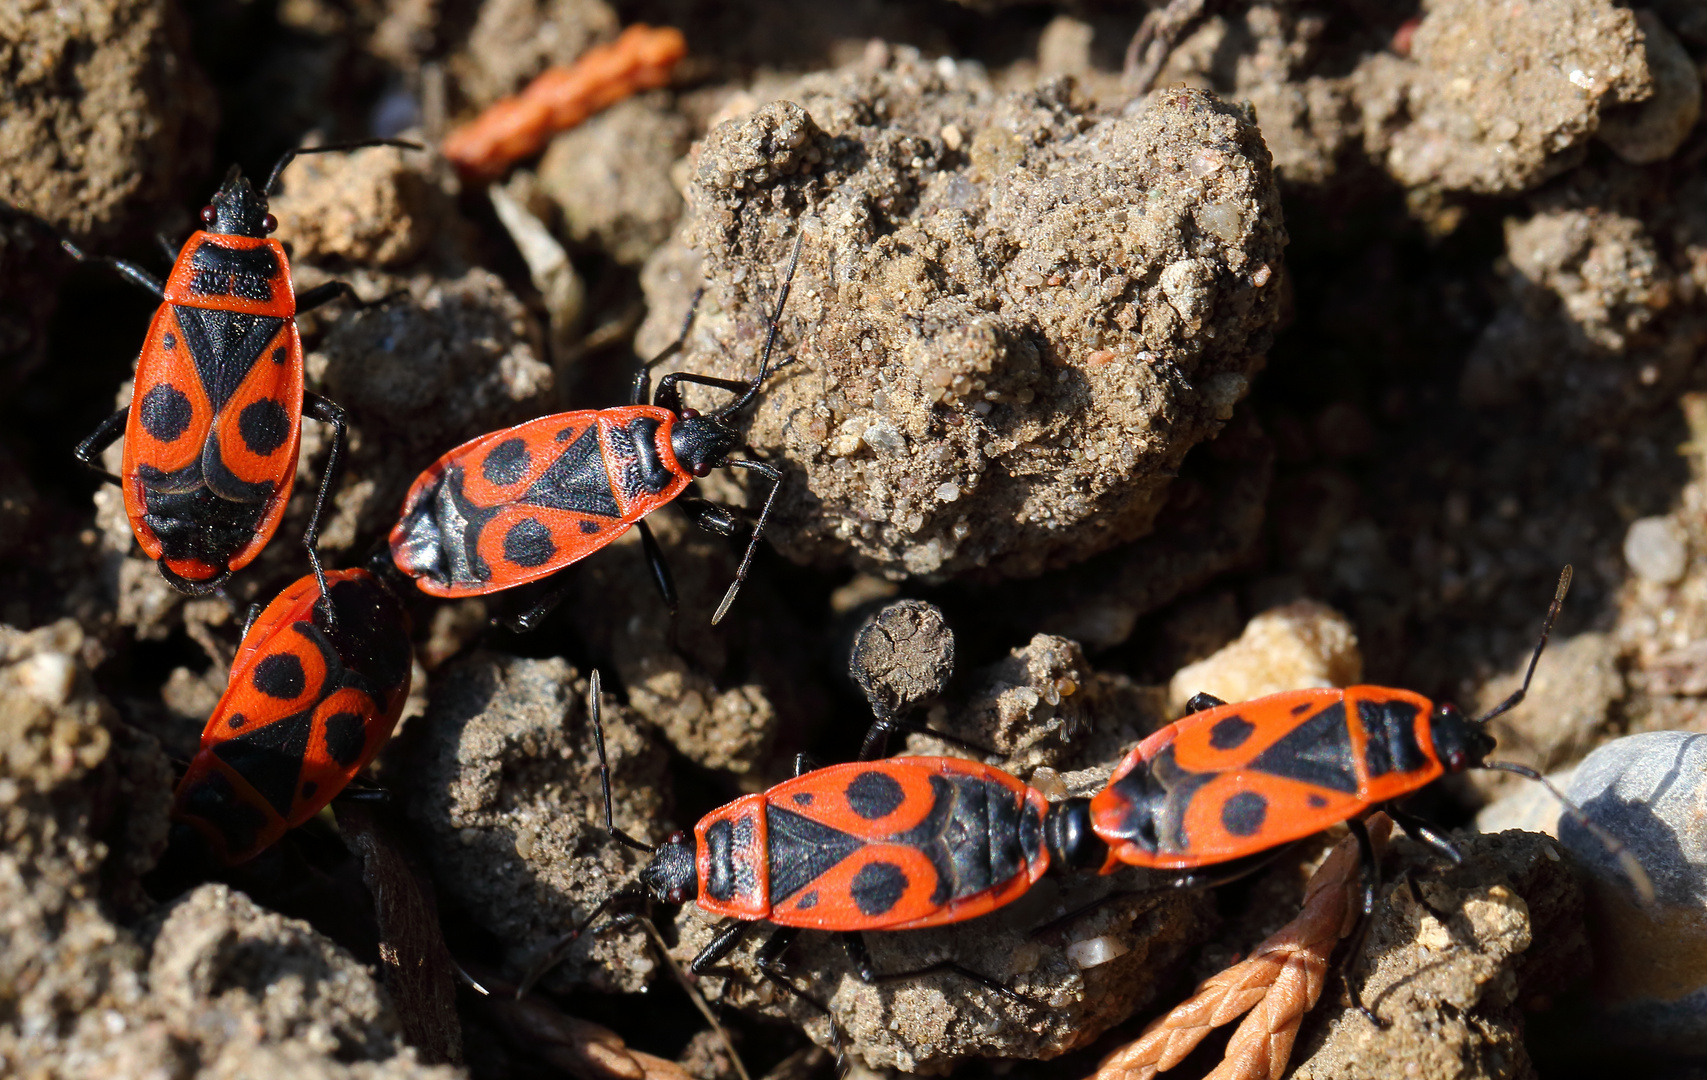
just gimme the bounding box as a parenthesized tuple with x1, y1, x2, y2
(271, 346, 287, 364)
(141, 384, 194, 443)
(845, 771, 905, 820)
(1248, 701, 1359, 793)
(579, 520, 600, 534)
(323, 711, 368, 767)
(792, 792, 813, 806)
(482, 438, 530, 486)
(795, 890, 818, 910)
(1357, 699, 1427, 777)
(767, 805, 862, 903)
(227, 713, 247, 729)
(237, 398, 290, 456)
(1220, 791, 1268, 837)
(521, 425, 620, 517)
(211, 709, 314, 816)
(1209, 714, 1256, 750)
(503, 517, 557, 567)
(1308, 793, 1329, 808)
(163, 331, 178, 350)
(850, 861, 908, 917)
(252, 653, 305, 699)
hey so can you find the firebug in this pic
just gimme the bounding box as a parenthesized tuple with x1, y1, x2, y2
(389, 232, 804, 628)
(71, 139, 419, 603)
(171, 565, 412, 864)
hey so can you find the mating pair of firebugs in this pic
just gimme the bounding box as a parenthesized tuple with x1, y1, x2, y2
(525, 570, 1648, 1024)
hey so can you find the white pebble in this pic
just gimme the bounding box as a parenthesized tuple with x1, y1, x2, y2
(1065, 935, 1128, 968)
(1624, 516, 1687, 584)
(935, 482, 961, 502)
(15, 652, 75, 707)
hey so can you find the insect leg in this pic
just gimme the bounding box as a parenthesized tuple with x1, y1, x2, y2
(239, 601, 263, 640)
(689, 918, 761, 975)
(635, 287, 705, 406)
(494, 572, 576, 633)
(516, 883, 648, 998)
(793, 753, 821, 777)
(636, 519, 679, 614)
(1182, 692, 1228, 714)
(1386, 807, 1464, 866)
(1340, 816, 1387, 1028)
(678, 498, 740, 537)
(654, 371, 760, 415)
(60, 241, 165, 297)
(302, 393, 348, 627)
(296, 280, 408, 313)
(74, 408, 128, 484)
(711, 458, 783, 626)
(839, 933, 1038, 1009)
(155, 233, 181, 263)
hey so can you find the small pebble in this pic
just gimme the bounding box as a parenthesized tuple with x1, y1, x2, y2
(1065, 936, 1128, 968)
(1623, 516, 1688, 584)
(1167, 600, 1362, 713)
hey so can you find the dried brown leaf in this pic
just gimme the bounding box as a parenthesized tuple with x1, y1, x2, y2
(1092, 814, 1393, 1080)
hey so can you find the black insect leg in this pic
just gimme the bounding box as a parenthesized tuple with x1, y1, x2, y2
(1182, 692, 1228, 714)
(1340, 816, 1386, 1028)
(75, 408, 128, 485)
(516, 883, 649, 998)
(633, 288, 705, 406)
(332, 774, 391, 804)
(60, 240, 166, 298)
(654, 371, 760, 415)
(678, 498, 740, 537)
(689, 919, 761, 975)
(297, 280, 405, 314)
(839, 933, 1038, 1009)
(302, 393, 347, 628)
(857, 716, 994, 762)
(792, 753, 821, 777)
(636, 519, 679, 614)
(239, 601, 264, 640)
(1387, 807, 1464, 866)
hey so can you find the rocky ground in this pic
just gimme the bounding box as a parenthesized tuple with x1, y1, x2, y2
(4, 0, 1707, 1077)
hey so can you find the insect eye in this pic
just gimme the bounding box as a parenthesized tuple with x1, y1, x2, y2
(667, 887, 686, 904)
(262, 213, 277, 234)
(692, 462, 713, 477)
(679, 408, 699, 420)
(667, 830, 687, 844)
(200, 205, 217, 224)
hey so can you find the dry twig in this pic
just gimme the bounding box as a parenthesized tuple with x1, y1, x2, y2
(1092, 814, 1394, 1080)
(444, 24, 687, 181)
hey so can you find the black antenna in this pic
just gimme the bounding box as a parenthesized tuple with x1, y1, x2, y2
(710, 457, 783, 626)
(515, 884, 645, 998)
(264, 139, 424, 196)
(715, 228, 805, 420)
(1479, 759, 1654, 904)
(1472, 565, 1572, 725)
(588, 670, 654, 853)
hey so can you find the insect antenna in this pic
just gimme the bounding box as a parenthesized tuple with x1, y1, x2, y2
(1471, 565, 1572, 725)
(263, 139, 424, 196)
(588, 669, 655, 853)
(632, 916, 753, 1080)
(713, 228, 805, 421)
(1478, 759, 1654, 904)
(516, 671, 658, 997)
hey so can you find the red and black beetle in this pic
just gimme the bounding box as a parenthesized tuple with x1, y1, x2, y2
(1088, 567, 1651, 1018)
(389, 232, 804, 628)
(71, 139, 418, 600)
(171, 565, 412, 864)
